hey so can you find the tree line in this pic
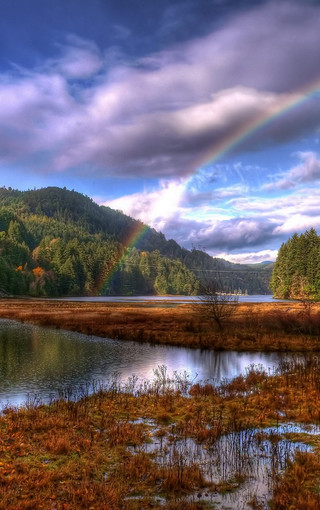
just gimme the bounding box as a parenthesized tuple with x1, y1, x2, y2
(270, 228, 320, 300)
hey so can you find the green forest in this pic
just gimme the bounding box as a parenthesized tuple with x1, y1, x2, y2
(0, 186, 272, 297)
(270, 228, 320, 300)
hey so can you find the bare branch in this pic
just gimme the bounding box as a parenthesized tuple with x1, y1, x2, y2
(194, 279, 239, 331)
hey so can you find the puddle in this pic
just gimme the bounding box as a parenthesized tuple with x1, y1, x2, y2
(128, 422, 317, 509)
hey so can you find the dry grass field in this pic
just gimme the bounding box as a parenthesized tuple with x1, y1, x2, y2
(1, 359, 320, 509)
(1, 299, 320, 508)
(0, 298, 320, 351)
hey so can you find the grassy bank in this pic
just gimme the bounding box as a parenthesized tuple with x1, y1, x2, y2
(1, 359, 320, 509)
(0, 299, 320, 351)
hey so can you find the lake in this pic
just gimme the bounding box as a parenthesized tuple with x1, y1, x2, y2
(0, 318, 293, 408)
(60, 294, 285, 303)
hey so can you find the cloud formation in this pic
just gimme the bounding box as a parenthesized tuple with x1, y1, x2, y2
(107, 180, 186, 231)
(264, 152, 320, 190)
(53, 36, 104, 79)
(216, 249, 278, 265)
(1, 1, 320, 179)
(105, 169, 320, 258)
(105, 181, 277, 252)
(2, 1, 320, 262)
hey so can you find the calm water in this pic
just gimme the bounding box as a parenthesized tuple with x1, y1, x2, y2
(60, 294, 285, 304)
(0, 318, 292, 407)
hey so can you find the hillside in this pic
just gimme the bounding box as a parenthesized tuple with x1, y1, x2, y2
(0, 186, 272, 296)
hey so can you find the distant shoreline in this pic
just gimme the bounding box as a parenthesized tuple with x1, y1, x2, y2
(55, 294, 281, 303)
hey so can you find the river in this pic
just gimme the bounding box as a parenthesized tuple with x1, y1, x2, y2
(0, 318, 294, 408)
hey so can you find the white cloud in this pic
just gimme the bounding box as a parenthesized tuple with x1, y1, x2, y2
(274, 215, 320, 235)
(216, 250, 278, 265)
(106, 180, 278, 251)
(53, 35, 103, 79)
(231, 188, 320, 219)
(264, 152, 320, 190)
(105, 180, 186, 231)
(103, 176, 320, 255)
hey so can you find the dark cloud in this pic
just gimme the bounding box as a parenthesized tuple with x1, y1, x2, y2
(201, 218, 279, 251)
(161, 215, 279, 252)
(0, 2, 320, 180)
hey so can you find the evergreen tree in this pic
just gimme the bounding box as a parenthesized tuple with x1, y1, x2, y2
(271, 228, 320, 300)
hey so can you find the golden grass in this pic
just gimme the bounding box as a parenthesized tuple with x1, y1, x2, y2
(0, 298, 320, 351)
(270, 451, 320, 510)
(2, 298, 320, 507)
(0, 360, 320, 508)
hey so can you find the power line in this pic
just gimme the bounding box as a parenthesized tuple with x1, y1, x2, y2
(105, 261, 271, 274)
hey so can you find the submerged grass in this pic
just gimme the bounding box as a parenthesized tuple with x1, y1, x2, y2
(1, 359, 320, 508)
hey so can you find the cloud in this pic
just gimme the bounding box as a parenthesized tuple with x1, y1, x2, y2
(215, 249, 278, 265)
(106, 183, 277, 251)
(190, 217, 278, 251)
(104, 160, 320, 255)
(231, 188, 320, 217)
(181, 184, 248, 207)
(103, 172, 320, 258)
(273, 214, 320, 236)
(53, 35, 104, 79)
(1, 3, 320, 177)
(264, 152, 320, 190)
(0, 72, 76, 163)
(105, 180, 186, 230)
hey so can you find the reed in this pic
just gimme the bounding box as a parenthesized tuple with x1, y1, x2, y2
(0, 359, 320, 508)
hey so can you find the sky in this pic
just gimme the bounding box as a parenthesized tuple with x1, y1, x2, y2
(1, 0, 320, 264)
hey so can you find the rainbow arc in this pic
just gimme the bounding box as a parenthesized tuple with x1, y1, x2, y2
(193, 81, 320, 172)
(99, 78, 320, 293)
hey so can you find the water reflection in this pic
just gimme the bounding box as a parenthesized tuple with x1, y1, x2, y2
(0, 319, 291, 407)
(134, 423, 314, 510)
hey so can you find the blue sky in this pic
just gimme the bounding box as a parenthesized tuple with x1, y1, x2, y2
(1, 0, 320, 263)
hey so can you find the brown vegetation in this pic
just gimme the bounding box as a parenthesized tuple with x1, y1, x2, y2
(271, 451, 320, 510)
(1, 359, 320, 508)
(1, 298, 320, 351)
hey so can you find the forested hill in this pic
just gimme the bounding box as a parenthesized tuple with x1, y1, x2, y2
(0, 186, 272, 297)
(270, 228, 320, 300)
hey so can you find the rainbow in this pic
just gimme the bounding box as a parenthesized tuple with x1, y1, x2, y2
(97, 221, 149, 294)
(98, 78, 320, 294)
(193, 79, 320, 172)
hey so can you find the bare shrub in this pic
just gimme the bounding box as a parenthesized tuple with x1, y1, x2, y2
(194, 279, 239, 331)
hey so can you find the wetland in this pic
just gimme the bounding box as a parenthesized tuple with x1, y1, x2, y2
(1, 298, 320, 509)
